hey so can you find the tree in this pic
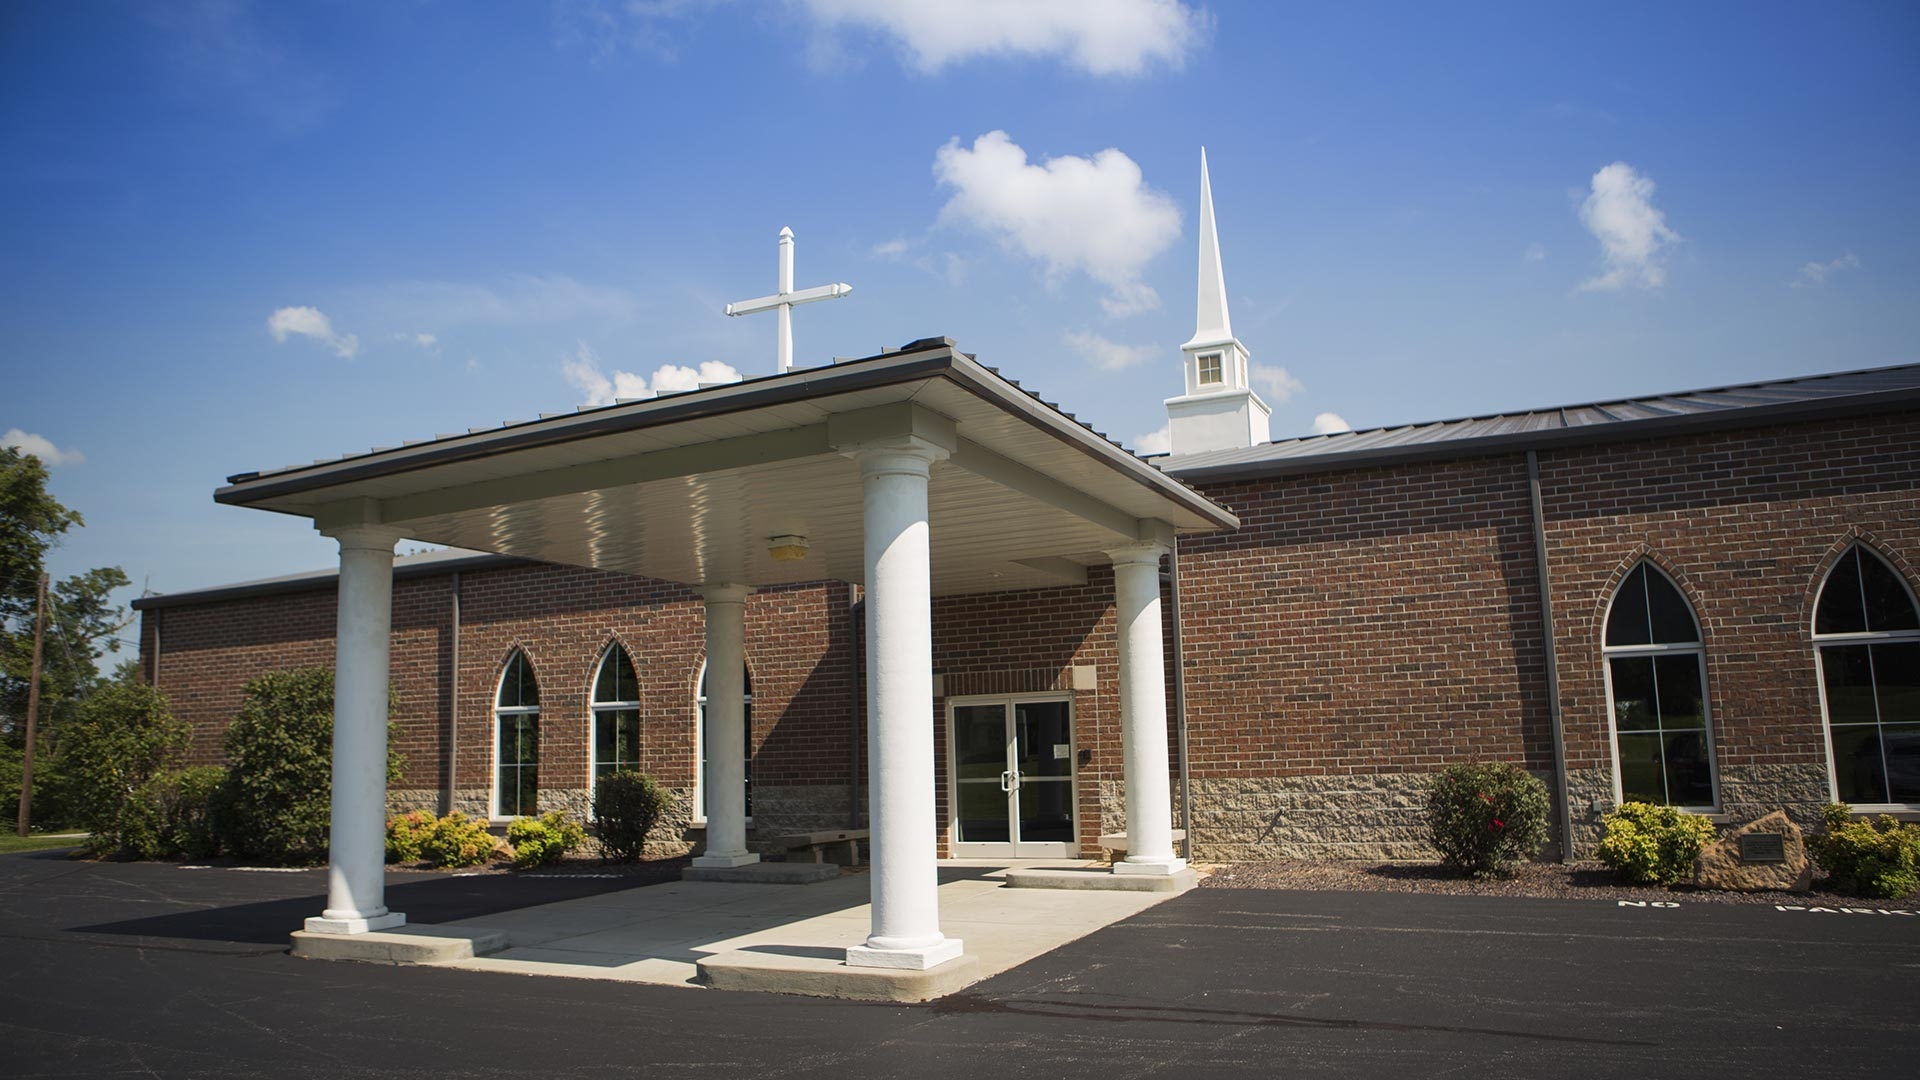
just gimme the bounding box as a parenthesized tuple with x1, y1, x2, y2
(1, 446, 132, 827)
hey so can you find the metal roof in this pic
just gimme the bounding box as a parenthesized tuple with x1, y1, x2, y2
(132, 547, 524, 611)
(1161, 362, 1920, 482)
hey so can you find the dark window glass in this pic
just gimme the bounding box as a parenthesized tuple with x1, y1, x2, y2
(1861, 551, 1920, 632)
(594, 710, 640, 780)
(1609, 657, 1658, 731)
(1663, 732, 1715, 806)
(1618, 732, 1665, 803)
(1606, 565, 1653, 647)
(1646, 571, 1699, 644)
(1875, 643, 1920, 725)
(498, 651, 540, 708)
(1884, 725, 1920, 804)
(1821, 646, 1879, 726)
(1654, 654, 1705, 729)
(595, 646, 638, 703)
(497, 713, 539, 817)
(1816, 549, 1868, 636)
(1832, 724, 1889, 805)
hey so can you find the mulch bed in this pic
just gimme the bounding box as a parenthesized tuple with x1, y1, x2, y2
(1199, 859, 1919, 906)
(385, 853, 694, 881)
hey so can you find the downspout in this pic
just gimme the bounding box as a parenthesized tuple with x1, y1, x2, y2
(1168, 540, 1193, 861)
(1527, 451, 1574, 863)
(445, 571, 461, 817)
(848, 584, 865, 829)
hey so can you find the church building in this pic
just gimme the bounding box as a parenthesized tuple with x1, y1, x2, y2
(134, 155, 1920, 964)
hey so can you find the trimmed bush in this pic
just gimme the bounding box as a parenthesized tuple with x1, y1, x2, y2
(57, 681, 187, 858)
(154, 766, 227, 860)
(593, 771, 670, 862)
(216, 668, 403, 866)
(1810, 803, 1920, 899)
(1426, 761, 1551, 878)
(1596, 802, 1718, 885)
(386, 810, 437, 864)
(507, 811, 588, 869)
(420, 812, 499, 869)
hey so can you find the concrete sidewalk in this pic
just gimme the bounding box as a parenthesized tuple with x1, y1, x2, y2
(431, 860, 1190, 999)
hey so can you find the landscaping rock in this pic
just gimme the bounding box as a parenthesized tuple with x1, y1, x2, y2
(1695, 810, 1812, 893)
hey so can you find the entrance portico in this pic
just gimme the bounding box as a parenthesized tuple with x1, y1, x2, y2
(216, 338, 1238, 973)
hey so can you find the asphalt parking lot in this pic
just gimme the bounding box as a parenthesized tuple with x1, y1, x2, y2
(2, 847, 1915, 1079)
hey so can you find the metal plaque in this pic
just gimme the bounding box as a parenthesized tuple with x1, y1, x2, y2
(1739, 832, 1787, 863)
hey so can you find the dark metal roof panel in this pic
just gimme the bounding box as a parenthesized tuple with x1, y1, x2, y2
(1160, 362, 1920, 481)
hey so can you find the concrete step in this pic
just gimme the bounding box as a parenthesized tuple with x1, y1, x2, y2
(682, 861, 840, 885)
(290, 925, 509, 965)
(1002, 867, 1198, 893)
(697, 948, 982, 1002)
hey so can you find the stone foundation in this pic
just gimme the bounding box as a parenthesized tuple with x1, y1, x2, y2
(1719, 763, 1831, 833)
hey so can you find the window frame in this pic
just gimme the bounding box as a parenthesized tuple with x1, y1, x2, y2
(1601, 562, 1721, 812)
(493, 650, 541, 820)
(1813, 545, 1920, 810)
(1196, 352, 1223, 386)
(692, 660, 754, 826)
(589, 644, 643, 796)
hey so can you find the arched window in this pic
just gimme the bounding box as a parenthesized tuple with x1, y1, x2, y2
(694, 662, 752, 822)
(1604, 563, 1717, 808)
(592, 644, 642, 786)
(1814, 545, 1920, 806)
(495, 650, 540, 817)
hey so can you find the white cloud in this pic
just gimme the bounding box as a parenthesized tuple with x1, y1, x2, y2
(934, 131, 1181, 316)
(871, 238, 911, 258)
(563, 342, 743, 406)
(1064, 330, 1156, 371)
(800, 0, 1207, 76)
(1793, 252, 1861, 288)
(392, 332, 439, 353)
(1132, 423, 1172, 456)
(1576, 162, 1680, 292)
(1251, 364, 1304, 404)
(2, 429, 84, 467)
(266, 306, 360, 358)
(1523, 242, 1547, 263)
(1311, 412, 1351, 435)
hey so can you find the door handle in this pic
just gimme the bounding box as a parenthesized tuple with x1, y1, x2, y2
(1000, 770, 1015, 793)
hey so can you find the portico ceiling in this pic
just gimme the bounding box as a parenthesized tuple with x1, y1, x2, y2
(216, 339, 1240, 596)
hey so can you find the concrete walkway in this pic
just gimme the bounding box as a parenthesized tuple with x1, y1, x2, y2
(435, 860, 1190, 998)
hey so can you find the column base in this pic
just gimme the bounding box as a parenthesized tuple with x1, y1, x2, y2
(1113, 856, 1187, 876)
(846, 937, 965, 971)
(692, 851, 761, 869)
(304, 911, 407, 935)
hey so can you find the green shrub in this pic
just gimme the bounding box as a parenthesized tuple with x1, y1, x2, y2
(154, 766, 227, 860)
(1810, 803, 1920, 899)
(420, 812, 499, 869)
(507, 810, 588, 869)
(56, 682, 187, 858)
(593, 771, 670, 862)
(1596, 802, 1718, 885)
(1425, 761, 1551, 878)
(386, 810, 437, 864)
(215, 668, 403, 866)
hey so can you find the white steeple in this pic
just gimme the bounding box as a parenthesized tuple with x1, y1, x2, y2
(1165, 148, 1270, 455)
(1186, 148, 1233, 349)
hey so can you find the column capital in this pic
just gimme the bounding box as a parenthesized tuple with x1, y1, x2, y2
(322, 524, 406, 552)
(1107, 541, 1169, 567)
(700, 582, 753, 605)
(846, 437, 951, 477)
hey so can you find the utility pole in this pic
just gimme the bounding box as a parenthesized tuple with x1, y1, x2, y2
(16, 572, 47, 838)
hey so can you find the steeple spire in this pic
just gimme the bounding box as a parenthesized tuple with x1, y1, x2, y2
(1187, 147, 1233, 349)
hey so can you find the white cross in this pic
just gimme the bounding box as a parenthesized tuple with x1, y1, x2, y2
(724, 226, 852, 374)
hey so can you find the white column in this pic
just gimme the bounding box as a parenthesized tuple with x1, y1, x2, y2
(308, 525, 406, 934)
(693, 583, 758, 868)
(846, 442, 963, 971)
(776, 226, 794, 373)
(1109, 543, 1186, 876)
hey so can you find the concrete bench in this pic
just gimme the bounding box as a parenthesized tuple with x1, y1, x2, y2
(1097, 829, 1187, 861)
(778, 829, 868, 867)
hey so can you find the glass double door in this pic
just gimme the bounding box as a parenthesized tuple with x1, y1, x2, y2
(949, 697, 1076, 857)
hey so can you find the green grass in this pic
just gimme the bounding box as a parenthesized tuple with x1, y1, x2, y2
(0, 831, 86, 855)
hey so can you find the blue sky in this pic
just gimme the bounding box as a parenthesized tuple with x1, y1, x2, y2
(4, 1, 1917, 619)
